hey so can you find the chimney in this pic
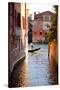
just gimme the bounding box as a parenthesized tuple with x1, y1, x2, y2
(34, 12, 36, 20)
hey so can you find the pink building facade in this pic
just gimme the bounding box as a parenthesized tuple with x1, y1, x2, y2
(32, 11, 54, 43)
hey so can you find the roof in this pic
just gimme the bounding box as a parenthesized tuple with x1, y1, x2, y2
(34, 11, 55, 16)
(34, 11, 55, 20)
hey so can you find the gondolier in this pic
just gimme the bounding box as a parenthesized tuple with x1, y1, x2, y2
(30, 43, 34, 48)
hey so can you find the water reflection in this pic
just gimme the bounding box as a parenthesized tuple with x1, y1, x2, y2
(10, 44, 58, 87)
(10, 58, 29, 87)
(48, 58, 58, 84)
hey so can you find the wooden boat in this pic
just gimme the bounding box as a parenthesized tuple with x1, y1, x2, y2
(28, 47, 40, 52)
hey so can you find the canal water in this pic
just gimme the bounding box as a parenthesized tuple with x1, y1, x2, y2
(9, 44, 58, 87)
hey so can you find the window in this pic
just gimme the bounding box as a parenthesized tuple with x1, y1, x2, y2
(16, 13, 21, 27)
(39, 16, 43, 20)
(45, 24, 50, 28)
(40, 32, 42, 35)
(34, 32, 36, 35)
(45, 32, 47, 35)
(45, 16, 49, 21)
(10, 3, 14, 15)
(44, 15, 50, 21)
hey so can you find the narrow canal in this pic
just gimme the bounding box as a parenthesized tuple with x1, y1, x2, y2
(10, 44, 58, 87)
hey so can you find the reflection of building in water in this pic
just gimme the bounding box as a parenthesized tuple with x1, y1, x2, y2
(9, 58, 29, 87)
(32, 11, 55, 43)
(49, 57, 58, 84)
(48, 40, 58, 84)
(8, 3, 29, 79)
(19, 58, 29, 87)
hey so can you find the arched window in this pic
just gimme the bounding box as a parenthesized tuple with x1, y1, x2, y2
(16, 13, 21, 27)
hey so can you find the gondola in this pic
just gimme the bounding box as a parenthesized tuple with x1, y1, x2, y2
(28, 47, 40, 52)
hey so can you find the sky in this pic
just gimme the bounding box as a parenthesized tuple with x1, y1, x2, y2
(27, 3, 55, 19)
